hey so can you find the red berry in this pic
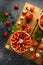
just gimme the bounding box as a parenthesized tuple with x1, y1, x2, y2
(40, 15, 43, 26)
(22, 22, 27, 29)
(4, 31, 8, 36)
(26, 26, 31, 33)
(30, 6, 35, 12)
(26, 13, 33, 20)
(4, 12, 9, 17)
(14, 4, 19, 10)
(6, 20, 10, 27)
(32, 41, 37, 47)
(32, 53, 37, 60)
(38, 44, 43, 50)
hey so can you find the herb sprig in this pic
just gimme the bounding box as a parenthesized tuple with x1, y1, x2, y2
(11, 25, 19, 33)
(0, 13, 8, 23)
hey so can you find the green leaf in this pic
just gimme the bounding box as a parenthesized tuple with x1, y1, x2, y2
(34, 29, 43, 39)
(0, 13, 8, 23)
(11, 25, 19, 33)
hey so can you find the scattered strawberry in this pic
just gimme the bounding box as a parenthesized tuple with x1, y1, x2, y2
(32, 53, 37, 60)
(22, 22, 27, 29)
(32, 41, 37, 47)
(38, 44, 43, 50)
(4, 31, 8, 36)
(30, 6, 35, 12)
(14, 4, 19, 10)
(6, 20, 10, 27)
(40, 15, 43, 26)
(26, 13, 33, 21)
(26, 26, 31, 33)
(4, 12, 9, 17)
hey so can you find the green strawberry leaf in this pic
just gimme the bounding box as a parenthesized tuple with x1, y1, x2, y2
(34, 29, 43, 40)
(0, 13, 8, 23)
(11, 25, 19, 33)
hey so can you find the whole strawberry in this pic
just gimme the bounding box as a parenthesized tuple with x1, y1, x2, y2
(4, 12, 9, 17)
(4, 31, 8, 36)
(14, 4, 19, 10)
(6, 20, 10, 27)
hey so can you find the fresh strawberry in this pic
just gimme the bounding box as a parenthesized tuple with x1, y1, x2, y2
(4, 12, 9, 17)
(16, 45, 20, 50)
(40, 15, 43, 26)
(4, 31, 8, 36)
(32, 41, 37, 47)
(38, 44, 43, 50)
(26, 13, 33, 20)
(30, 6, 35, 12)
(22, 22, 27, 29)
(32, 53, 37, 60)
(6, 20, 10, 27)
(26, 26, 31, 33)
(14, 4, 19, 10)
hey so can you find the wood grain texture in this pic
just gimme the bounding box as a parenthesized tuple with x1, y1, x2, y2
(6, 2, 43, 65)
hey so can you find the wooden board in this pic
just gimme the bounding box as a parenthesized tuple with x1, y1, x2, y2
(5, 2, 43, 65)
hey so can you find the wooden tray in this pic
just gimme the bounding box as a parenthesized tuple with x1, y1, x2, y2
(5, 2, 43, 65)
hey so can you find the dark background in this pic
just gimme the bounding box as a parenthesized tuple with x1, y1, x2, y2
(0, 0, 43, 65)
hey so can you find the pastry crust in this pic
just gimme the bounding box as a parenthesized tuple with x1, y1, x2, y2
(10, 31, 31, 54)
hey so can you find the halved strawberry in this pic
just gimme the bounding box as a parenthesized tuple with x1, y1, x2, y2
(22, 22, 27, 29)
(12, 40, 17, 44)
(25, 40, 31, 43)
(40, 15, 43, 26)
(24, 35, 30, 40)
(15, 32, 19, 37)
(27, 42, 31, 45)
(11, 38, 15, 42)
(32, 41, 37, 47)
(16, 45, 20, 50)
(26, 26, 31, 33)
(23, 45, 30, 49)
(32, 53, 37, 60)
(30, 6, 35, 12)
(26, 13, 33, 21)
(38, 44, 43, 50)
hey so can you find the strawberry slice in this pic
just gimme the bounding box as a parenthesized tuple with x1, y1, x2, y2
(22, 22, 27, 29)
(15, 32, 19, 37)
(30, 6, 35, 12)
(27, 43, 31, 45)
(26, 13, 33, 21)
(24, 35, 30, 40)
(32, 41, 37, 47)
(23, 45, 30, 49)
(26, 26, 31, 33)
(25, 40, 31, 43)
(40, 15, 43, 26)
(38, 44, 43, 50)
(32, 53, 37, 60)
(16, 45, 20, 50)
(11, 38, 15, 42)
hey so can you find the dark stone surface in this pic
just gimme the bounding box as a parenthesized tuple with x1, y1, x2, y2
(0, 0, 43, 65)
